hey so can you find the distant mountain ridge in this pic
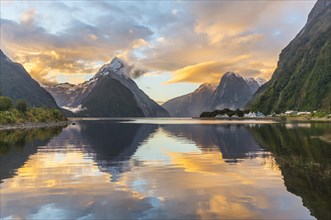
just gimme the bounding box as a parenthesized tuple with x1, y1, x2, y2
(46, 58, 169, 117)
(249, 0, 331, 114)
(210, 72, 264, 111)
(162, 72, 265, 117)
(162, 83, 217, 117)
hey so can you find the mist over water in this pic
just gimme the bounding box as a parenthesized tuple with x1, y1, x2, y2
(0, 119, 330, 219)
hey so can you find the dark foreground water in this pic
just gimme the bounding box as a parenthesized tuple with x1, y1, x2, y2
(0, 119, 330, 219)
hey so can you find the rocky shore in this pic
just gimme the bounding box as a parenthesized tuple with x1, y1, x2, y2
(0, 121, 69, 131)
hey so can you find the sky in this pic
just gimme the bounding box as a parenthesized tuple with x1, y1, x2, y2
(0, 0, 316, 103)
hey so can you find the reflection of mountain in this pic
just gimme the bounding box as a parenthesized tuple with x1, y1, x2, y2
(47, 121, 158, 181)
(161, 124, 262, 159)
(80, 121, 158, 160)
(80, 121, 158, 181)
(0, 127, 64, 182)
(0, 121, 159, 186)
(248, 123, 331, 220)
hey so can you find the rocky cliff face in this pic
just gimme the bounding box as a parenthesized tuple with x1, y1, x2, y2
(0, 50, 58, 108)
(162, 83, 216, 117)
(210, 72, 260, 111)
(163, 72, 264, 116)
(249, 0, 331, 114)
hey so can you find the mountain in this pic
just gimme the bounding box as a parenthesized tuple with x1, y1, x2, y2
(162, 73, 264, 117)
(210, 72, 262, 110)
(0, 50, 59, 109)
(245, 77, 265, 94)
(162, 83, 216, 117)
(46, 57, 169, 117)
(249, 0, 331, 114)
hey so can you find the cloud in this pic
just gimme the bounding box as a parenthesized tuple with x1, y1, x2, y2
(130, 68, 147, 79)
(1, 6, 153, 84)
(20, 9, 36, 25)
(126, 1, 314, 83)
(0, 1, 315, 85)
(165, 55, 275, 84)
(119, 60, 147, 79)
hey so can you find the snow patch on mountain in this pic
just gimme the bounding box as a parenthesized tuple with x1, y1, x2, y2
(224, 72, 241, 78)
(45, 57, 169, 117)
(93, 57, 146, 80)
(255, 77, 267, 86)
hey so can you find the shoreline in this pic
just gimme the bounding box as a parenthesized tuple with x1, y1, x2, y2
(195, 117, 331, 122)
(0, 121, 69, 131)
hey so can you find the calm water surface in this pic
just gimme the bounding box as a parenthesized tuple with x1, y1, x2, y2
(0, 119, 330, 219)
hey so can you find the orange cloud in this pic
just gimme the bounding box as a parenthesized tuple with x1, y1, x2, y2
(164, 55, 275, 84)
(1, 1, 314, 86)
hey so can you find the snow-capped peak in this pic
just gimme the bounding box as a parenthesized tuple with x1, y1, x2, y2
(93, 57, 128, 79)
(100, 57, 124, 73)
(109, 57, 124, 71)
(223, 72, 241, 78)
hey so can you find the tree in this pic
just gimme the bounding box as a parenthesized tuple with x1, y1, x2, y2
(0, 96, 13, 111)
(15, 99, 28, 113)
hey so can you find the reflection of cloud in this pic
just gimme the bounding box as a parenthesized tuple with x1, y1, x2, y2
(168, 151, 225, 174)
(285, 123, 311, 129)
(0, 150, 152, 219)
(0, 124, 312, 219)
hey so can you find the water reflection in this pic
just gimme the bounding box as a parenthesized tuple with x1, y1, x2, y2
(161, 124, 263, 159)
(0, 127, 63, 182)
(249, 123, 331, 220)
(1, 120, 329, 219)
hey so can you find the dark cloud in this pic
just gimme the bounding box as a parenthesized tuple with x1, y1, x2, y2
(130, 68, 147, 79)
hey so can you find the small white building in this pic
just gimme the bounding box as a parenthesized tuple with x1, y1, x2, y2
(298, 111, 311, 115)
(215, 114, 229, 118)
(244, 112, 256, 118)
(285, 110, 298, 115)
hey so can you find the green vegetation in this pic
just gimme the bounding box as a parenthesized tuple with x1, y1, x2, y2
(15, 99, 27, 113)
(200, 108, 250, 118)
(249, 123, 331, 220)
(1, 50, 59, 108)
(0, 126, 64, 182)
(281, 111, 331, 121)
(0, 127, 63, 155)
(249, 3, 331, 114)
(0, 96, 14, 111)
(0, 96, 67, 125)
(311, 111, 331, 118)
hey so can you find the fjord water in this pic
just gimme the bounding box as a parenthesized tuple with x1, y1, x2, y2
(0, 120, 330, 219)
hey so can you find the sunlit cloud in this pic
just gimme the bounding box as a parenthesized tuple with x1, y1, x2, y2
(0, 0, 315, 87)
(165, 56, 275, 84)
